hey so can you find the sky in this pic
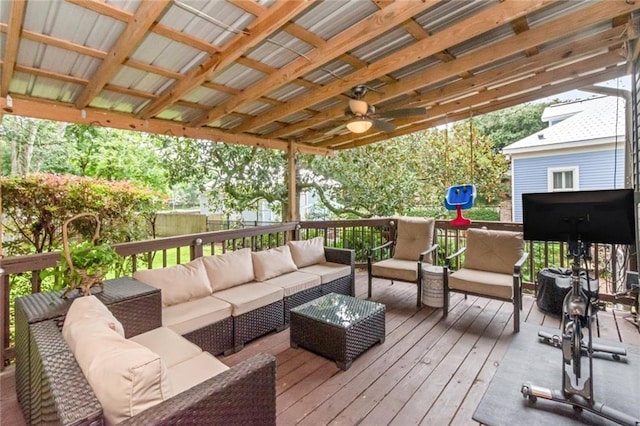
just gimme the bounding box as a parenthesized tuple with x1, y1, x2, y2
(535, 76, 631, 104)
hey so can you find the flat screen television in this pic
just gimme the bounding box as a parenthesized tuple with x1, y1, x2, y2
(522, 189, 636, 245)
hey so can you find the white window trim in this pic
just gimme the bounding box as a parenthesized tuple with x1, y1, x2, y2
(547, 166, 579, 192)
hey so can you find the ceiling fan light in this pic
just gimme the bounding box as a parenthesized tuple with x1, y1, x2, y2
(346, 118, 372, 133)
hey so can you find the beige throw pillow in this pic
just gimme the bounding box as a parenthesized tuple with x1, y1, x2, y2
(463, 228, 524, 274)
(62, 295, 124, 340)
(133, 258, 212, 307)
(287, 237, 326, 268)
(393, 217, 435, 261)
(252, 246, 298, 281)
(201, 248, 255, 292)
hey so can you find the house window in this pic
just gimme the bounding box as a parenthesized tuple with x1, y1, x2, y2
(547, 167, 579, 191)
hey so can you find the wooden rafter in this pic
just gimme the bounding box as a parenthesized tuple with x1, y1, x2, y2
(3, 95, 331, 155)
(189, 0, 440, 127)
(328, 52, 625, 149)
(1, 0, 26, 96)
(337, 65, 626, 150)
(231, 0, 555, 134)
(269, 11, 631, 142)
(74, 0, 172, 108)
(3, 0, 639, 153)
(140, 0, 315, 120)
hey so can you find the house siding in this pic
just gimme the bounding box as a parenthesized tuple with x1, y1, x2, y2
(512, 148, 625, 222)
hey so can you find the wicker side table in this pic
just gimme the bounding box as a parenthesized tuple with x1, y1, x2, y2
(290, 293, 385, 370)
(15, 277, 161, 425)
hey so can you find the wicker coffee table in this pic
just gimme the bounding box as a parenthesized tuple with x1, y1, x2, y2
(290, 293, 385, 370)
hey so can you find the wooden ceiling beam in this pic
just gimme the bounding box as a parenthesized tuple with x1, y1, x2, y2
(14, 64, 88, 86)
(2, 95, 331, 155)
(267, 5, 634, 141)
(67, 0, 221, 54)
(232, 0, 555, 134)
(140, 1, 315, 120)
(330, 57, 626, 150)
(74, 0, 172, 108)
(1, 0, 26, 96)
(190, 0, 441, 127)
(337, 64, 626, 150)
(323, 52, 622, 147)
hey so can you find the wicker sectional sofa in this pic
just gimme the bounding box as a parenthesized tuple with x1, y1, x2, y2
(133, 237, 355, 354)
(15, 282, 276, 426)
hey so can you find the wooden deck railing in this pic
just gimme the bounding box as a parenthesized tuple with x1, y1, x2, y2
(1, 219, 634, 367)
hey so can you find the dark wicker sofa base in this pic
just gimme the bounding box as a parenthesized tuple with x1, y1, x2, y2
(183, 316, 234, 356)
(233, 299, 285, 353)
(27, 312, 276, 426)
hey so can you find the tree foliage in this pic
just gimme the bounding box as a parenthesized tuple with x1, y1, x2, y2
(472, 102, 551, 150)
(0, 117, 168, 191)
(1, 173, 164, 255)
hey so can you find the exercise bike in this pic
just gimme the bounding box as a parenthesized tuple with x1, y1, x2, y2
(521, 239, 639, 426)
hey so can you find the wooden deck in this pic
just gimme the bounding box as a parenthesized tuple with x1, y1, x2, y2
(2, 272, 639, 425)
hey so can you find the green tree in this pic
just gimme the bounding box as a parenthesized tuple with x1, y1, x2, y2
(472, 102, 551, 150)
(1, 174, 164, 255)
(413, 123, 510, 207)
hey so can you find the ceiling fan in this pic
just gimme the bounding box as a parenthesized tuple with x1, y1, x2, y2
(342, 85, 427, 134)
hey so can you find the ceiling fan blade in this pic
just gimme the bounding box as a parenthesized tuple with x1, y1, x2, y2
(325, 123, 348, 136)
(377, 107, 427, 118)
(372, 118, 395, 132)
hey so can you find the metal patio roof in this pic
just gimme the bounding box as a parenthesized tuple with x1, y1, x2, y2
(1, 0, 639, 155)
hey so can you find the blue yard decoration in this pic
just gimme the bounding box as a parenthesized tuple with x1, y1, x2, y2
(444, 184, 476, 226)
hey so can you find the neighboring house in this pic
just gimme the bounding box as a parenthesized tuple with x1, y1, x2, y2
(502, 96, 626, 222)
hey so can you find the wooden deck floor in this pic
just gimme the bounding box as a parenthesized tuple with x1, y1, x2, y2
(2, 272, 639, 425)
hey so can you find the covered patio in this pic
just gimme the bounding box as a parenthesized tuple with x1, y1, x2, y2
(2, 1, 640, 425)
(2, 272, 639, 425)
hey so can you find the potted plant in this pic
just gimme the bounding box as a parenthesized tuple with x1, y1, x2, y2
(42, 213, 121, 298)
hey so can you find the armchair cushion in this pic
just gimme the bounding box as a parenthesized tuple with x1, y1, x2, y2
(463, 229, 524, 275)
(252, 245, 298, 281)
(371, 258, 420, 283)
(202, 248, 255, 292)
(134, 258, 212, 307)
(287, 237, 326, 267)
(447, 268, 514, 299)
(393, 217, 435, 261)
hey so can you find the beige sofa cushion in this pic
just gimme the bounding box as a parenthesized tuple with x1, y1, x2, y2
(129, 326, 202, 368)
(252, 246, 298, 281)
(463, 228, 524, 275)
(393, 217, 435, 261)
(64, 318, 172, 426)
(201, 248, 255, 292)
(168, 352, 230, 395)
(298, 262, 351, 284)
(163, 296, 232, 335)
(213, 283, 284, 316)
(263, 271, 321, 297)
(287, 237, 326, 268)
(62, 295, 124, 342)
(134, 258, 212, 307)
(448, 268, 514, 299)
(371, 258, 419, 283)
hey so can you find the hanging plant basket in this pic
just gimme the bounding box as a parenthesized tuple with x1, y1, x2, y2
(60, 213, 120, 298)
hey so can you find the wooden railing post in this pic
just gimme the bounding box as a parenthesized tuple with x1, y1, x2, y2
(192, 238, 203, 259)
